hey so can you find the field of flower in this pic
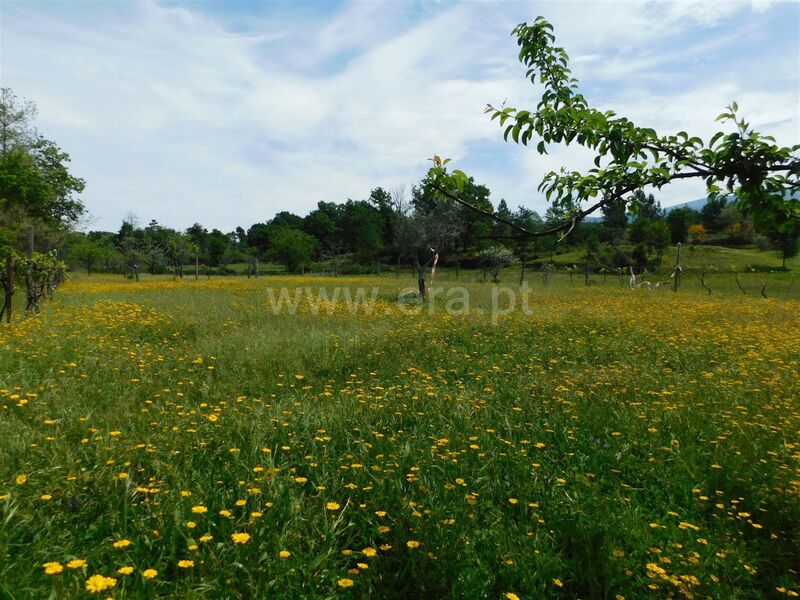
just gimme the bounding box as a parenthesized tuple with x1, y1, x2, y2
(1, 274, 798, 599)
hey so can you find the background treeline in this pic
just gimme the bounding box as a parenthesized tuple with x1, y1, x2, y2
(2, 86, 797, 286)
(63, 182, 796, 278)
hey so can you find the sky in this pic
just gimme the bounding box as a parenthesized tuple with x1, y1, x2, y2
(1, 0, 798, 233)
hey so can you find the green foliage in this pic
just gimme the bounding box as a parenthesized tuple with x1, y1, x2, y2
(206, 229, 230, 267)
(69, 236, 106, 275)
(268, 227, 318, 272)
(428, 17, 798, 244)
(2, 277, 799, 596)
(0, 90, 85, 229)
(701, 196, 728, 232)
(666, 208, 700, 244)
(476, 244, 518, 282)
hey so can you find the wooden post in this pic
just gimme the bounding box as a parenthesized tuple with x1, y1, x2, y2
(672, 242, 682, 293)
(26, 226, 34, 311)
(5, 255, 13, 323)
(519, 256, 526, 286)
(254, 257, 259, 278)
(195, 253, 199, 280)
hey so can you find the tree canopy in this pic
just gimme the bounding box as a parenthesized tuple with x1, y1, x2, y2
(0, 88, 85, 230)
(425, 17, 799, 245)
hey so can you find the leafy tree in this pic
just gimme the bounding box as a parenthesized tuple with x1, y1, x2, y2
(767, 229, 799, 268)
(116, 223, 144, 280)
(632, 190, 662, 221)
(340, 200, 384, 261)
(477, 245, 517, 283)
(0, 141, 85, 227)
(0, 89, 84, 230)
(395, 176, 464, 296)
(648, 220, 671, 257)
(246, 223, 272, 257)
(233, 226, 247, 248)
(601, 199, 627, 242)
(268, 228, 317, 273)
(70, 235, 105, 275)
(718, 203, 744, 235)
(701, 196, 728, 232)
(271, 211, 304, 230)
(665, 208, 699, 244)
(368, 187, 397, 252)
(0, 88, 37, 153)
(207, 229, 230, 266)
(492, 199, 513, 238)
(628, 218, 650, 246)
(413, 176, 493, 253)
(630, 217, 670, 258)
(186, 223, 209, 256)
(166, 232, 193, 278)
(423, 17, 798, 249)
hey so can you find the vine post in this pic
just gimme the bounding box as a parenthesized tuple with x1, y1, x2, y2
(4, 255, 12, 323)
(672, 242, 682, 293)
(26, 226, 35, 311)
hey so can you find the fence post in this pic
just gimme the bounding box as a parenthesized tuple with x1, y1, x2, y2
(672, 242, 682, 292)
(5, 255, 13, 323)
(26, 226, 35, 310)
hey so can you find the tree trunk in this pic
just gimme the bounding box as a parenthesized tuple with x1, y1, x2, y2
(195, 254, 199, 280)
(254, 257, 259, 278)
(672, 242, 682, 292)
(519, 257, 526, 286)
(415, 258, 426, 299)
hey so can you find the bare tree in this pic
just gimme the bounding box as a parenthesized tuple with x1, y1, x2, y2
(321, 240, 347, 276)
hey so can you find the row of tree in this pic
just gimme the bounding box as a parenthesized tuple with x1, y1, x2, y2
(64, 175, 797, 279)
(2, 82, 796, 305)
(1, 88, 85, 320)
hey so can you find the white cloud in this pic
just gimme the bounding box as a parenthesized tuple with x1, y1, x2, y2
(0, 0, 796, 231)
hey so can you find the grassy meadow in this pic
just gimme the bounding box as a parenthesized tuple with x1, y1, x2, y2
(1, 271, 799, 598)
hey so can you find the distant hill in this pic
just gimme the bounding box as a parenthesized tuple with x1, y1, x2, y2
(665, 197, 707, 212)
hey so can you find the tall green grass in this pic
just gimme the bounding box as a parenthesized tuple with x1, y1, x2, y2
(1, 275, 798, 598)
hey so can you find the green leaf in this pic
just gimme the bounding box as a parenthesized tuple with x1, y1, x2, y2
(512, 124, 521, 143)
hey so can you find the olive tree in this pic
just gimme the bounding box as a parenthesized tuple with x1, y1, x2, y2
(476, 245, 517, 283)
